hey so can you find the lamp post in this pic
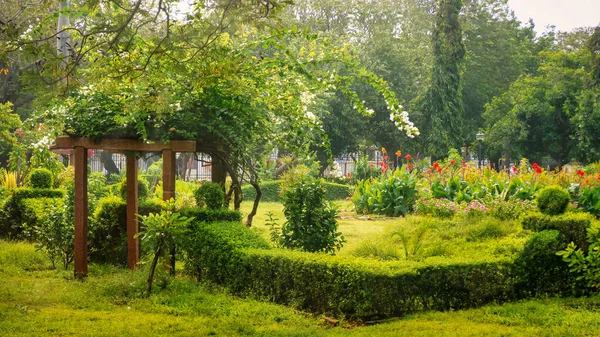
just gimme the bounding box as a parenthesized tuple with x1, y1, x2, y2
(476, 131, 485, 169)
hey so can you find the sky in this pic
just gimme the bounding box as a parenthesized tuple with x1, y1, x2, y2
(507, 0, 600, 34)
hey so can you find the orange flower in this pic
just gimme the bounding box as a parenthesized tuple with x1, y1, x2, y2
(395, 150, 402, 157)
(384, 155, 389, 161)
(381, 147, 387, 154)
(407, 164, 413, 170)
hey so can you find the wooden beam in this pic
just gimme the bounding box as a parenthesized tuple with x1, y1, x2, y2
(126, 155, 139, 270)
(162, 149, 176, 201)
(74, 146, 88, 279)
(55, 136, 196, 153)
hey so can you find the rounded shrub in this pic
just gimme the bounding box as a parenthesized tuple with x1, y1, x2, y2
(119, 178, 149, 201)
(194, 182, 224, 210)
(29, 168, 53, 189)
(536, 185, 570, 215)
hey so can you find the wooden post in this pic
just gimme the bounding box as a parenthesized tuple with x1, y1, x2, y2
(163, 149, 177, 274)
(126, 154, 139, 270)
(163, 149, 176, 201)
(74, 146, 88, 279)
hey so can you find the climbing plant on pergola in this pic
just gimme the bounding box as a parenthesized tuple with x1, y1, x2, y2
(53, 136, 196, 278)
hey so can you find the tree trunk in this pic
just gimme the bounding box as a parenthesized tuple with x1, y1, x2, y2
(101, 151, 120, 176)
(246, 182, 261, 227)
(146, 245, 162, 297)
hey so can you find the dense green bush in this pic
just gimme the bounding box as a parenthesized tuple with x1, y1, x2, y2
(0, 188, 65, 238)
(90, 196, 241, 265)
(91, 196, 127, 265)
(521, 212, 591, 251)
(558, 221, 600, 290)
(242, 181, 282, 202)
(242, 180, 351, 202)
(29, 168, 53, 189)
(514, 230, 585, 296)
(194, 182, 224, 209)
(182, 220, 517, 319)
(270, 178, 344, 254)
(178, 208, 242, 223)
(536, 185, 570, 215)
(119, 178, 149, 201)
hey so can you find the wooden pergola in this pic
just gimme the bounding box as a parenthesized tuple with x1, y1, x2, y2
(54, 136, 196, 278)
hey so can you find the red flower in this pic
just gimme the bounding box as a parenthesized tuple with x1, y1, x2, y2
(585, 179, 590, 184)
(395, 150, 402, 157)
(532, 163, 539, 169)
(426, 169, 432, 174)
(405, 154, 412, 161)
(597, 174, 600, 181)
(347, 172, 351, 178)
(88, 149, 95, 157)
(382, 164, 388, 173)
(433, 162, 440, 169)
(407, 164, 413, 170)
(378, 161, 384, 166)
(577, 169, 585, 177)
(437, 167, 442, 173)
(370, 163, 375, 168)
(450, 159, 456, 165)
(512, 166, 518, 173)
(384, 155, 389, 161)
(462, 160, 466, 167)
(535, 166, 543, 174)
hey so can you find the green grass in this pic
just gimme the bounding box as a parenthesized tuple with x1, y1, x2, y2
(238, 201, 528, 263)
(3, 240, 600, 336)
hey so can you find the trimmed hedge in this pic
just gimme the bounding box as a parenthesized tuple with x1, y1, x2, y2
(181, 220, 517, 319)
(242, 180, 351, 202)
(0, 188, 65, 238)
(522, 212, 591, 251)
(90, 196, 241, 265)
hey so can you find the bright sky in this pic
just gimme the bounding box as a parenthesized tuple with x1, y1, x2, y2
(508, 0, 600, 34)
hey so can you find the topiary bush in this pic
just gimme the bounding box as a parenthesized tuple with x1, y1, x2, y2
(194, 182, 224, 210)
(29, 168, 53, 189)
(536, 185, 570, 215)
(521, 212, 591, 251)
(514, 230, 585, 296)
(0, 188, 65, 239)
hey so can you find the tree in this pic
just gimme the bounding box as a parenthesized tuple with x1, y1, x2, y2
(483, 50, 589, 166)
(419, 0, 465, 159)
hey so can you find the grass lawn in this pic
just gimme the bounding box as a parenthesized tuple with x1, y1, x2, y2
(238, 201, 527, 262)
(2, 240, 600, 336)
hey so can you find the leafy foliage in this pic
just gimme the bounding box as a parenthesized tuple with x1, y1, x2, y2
(28, 168, 53, 189)
(558, 220, 600, 291)
(353, 168, 418, 217)
(419, 0, 465, 159)
(536, 186, 571, 215)
(137, 200, 194, 296)
(270, 177, 345, 254)
(194, 182, 225, 210)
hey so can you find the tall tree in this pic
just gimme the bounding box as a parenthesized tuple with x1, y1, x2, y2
(419, 0, 465, 159)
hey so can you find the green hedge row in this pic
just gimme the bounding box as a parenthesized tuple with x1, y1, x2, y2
(242, 180, 351, 202)
(515, 212, 592, 296)
(522, 212, 591, 251)
(181, 220, 516, 319)
(0, 188, 65, 238)
(91, 197, 241, 265)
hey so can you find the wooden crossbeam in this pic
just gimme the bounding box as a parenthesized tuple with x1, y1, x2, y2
(54, 136, 196, 152)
